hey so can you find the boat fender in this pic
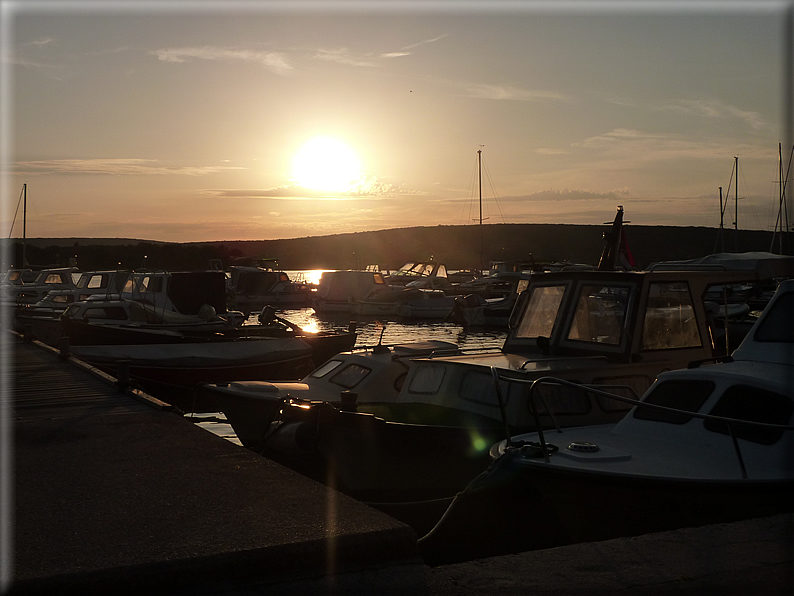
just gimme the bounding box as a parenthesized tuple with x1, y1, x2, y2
(265, 421, 317, 454)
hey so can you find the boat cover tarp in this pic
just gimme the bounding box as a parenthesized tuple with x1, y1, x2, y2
(648, 252, 794, 279)
(70, 337, 312, 367)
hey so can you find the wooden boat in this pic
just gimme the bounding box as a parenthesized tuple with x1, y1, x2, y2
(418, 278, 794, 564)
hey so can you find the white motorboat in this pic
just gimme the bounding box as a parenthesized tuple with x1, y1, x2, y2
(419, 279, 794, 564)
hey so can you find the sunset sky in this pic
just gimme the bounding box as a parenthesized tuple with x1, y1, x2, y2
(3, 1, 793, 243)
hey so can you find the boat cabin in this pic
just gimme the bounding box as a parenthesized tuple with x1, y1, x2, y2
(384, 261, 449, 287)
(226, 265, 315, 313)
(123, 270, 228, 315)
(9, 267, 81, 306)
(312, 270, 390, 313)
(30, 270, 130, 310)
(396, 262, 794, 431)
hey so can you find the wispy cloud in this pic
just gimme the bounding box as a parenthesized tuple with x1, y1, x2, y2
(317, 34, 448, 66)
(15, 159, 244, 176)
(573, 128, 772, 161)
(152, 46, 292, 75)
(25, 38, 54, 48)
(501, 189, 632, 203)
(660, 98, 767, 131)
(464, 83, 572, 103)
(314, 48, 378, 67)
(204, 177, 425, 200)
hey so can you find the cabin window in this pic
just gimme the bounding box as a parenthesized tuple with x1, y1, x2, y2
(515, 284, 566, 339)
(86, 275, 107, 289)
(407, 364, 446, 395)
(83, 307, 129, 321)
(52, 295, 73, 304)
(704, 385, 793, 445)
(44, 273, 65, 285)
(567, 284, 630, 345)
(632, 379, 714, 424)
(457, 370, 514, 408)
(311, 360, 344, 378)
(753, 293, 794, 342)
(642, 282, 701, 350)
(329, 363, 371, 389)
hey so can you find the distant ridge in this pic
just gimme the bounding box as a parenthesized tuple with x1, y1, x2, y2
(4, 223, 782, 271)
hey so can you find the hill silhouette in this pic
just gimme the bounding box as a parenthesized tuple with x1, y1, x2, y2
(4, 223, 785, 272)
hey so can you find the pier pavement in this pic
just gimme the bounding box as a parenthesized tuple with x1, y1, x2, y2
(5, 333, 794, 595)
(6, 335, 425, 595)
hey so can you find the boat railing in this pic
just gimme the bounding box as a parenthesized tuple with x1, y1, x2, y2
(491, 371, 794, 477)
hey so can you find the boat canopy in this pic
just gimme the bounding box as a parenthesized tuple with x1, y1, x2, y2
(648, 252, 794, 280)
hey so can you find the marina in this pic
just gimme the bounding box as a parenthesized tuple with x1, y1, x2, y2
(5, 328, 793, 594)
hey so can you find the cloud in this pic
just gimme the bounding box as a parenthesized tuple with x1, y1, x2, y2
(500, 189, 633, 203)
(399, 34, 448, 51)
(314, 48, 379, 67)
(464, 83, 572, 103)
(15, 159, 244, 176)
(25, 38, 54, 48)
(316, 34, 447, 66)
(203, 178, 425, 200)
(660, 98, 767, 131)
(152, 46, 292, 75)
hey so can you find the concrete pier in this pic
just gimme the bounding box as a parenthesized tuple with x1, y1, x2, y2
(6, 337, 425, 595)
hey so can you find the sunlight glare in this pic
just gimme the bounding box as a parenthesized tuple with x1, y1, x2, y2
(293, 137, 362, 192)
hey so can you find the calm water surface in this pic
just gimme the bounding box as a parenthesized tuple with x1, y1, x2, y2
(246, 269, 509, 351)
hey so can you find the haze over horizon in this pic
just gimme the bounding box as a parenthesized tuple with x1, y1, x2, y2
(3, 1, 793, 244)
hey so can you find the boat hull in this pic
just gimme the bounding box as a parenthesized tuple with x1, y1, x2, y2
(69, 338, 314, 411)
(418, 450, 794, 565)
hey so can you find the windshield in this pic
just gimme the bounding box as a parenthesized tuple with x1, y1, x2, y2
(515, 284, 566, 339)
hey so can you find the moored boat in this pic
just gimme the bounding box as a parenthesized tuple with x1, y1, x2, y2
(69, 336, 315, 412)
(225, 265, 316, 314)
(418, 278, 794, 564)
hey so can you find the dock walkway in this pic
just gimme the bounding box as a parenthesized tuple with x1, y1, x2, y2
(6, 336, 425, 595)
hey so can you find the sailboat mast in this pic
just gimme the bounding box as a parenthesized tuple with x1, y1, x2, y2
(718, 186, 724, 252)
(478, 148, 483, 273)
(734, 156, 739, 252)
(22, 183, 27, 267)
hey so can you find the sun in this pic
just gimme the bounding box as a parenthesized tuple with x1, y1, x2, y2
(292, 137, 362, 192)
